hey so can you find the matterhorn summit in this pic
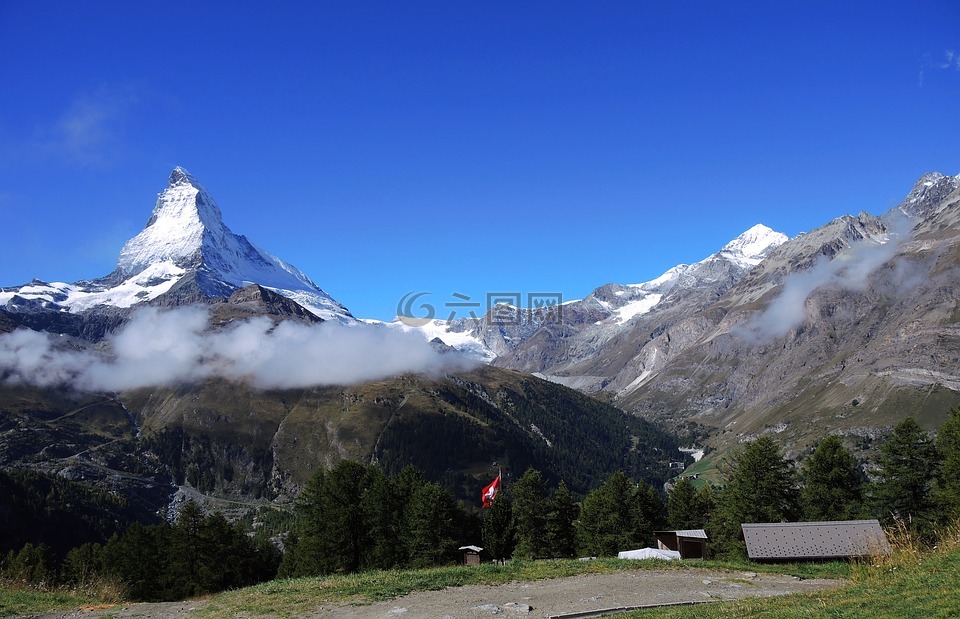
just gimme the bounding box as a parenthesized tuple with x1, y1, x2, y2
(0, 167, 353, 322)
(116, 166, 232, 277)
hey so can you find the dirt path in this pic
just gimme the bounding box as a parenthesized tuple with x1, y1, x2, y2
(26, 569, 843, 619)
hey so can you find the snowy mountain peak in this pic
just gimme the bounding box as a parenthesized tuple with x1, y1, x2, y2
(898, 171, 960, 218)
(118, 167, 228, 276)
(169, 166, 199, 186)
(719, 224, 788, 268)
(2, 168, 354, 323)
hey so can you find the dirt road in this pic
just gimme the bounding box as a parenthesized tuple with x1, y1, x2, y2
(27, 569, 843, 619)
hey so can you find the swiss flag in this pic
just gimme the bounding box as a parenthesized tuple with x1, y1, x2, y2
(481, 474, 501, 508)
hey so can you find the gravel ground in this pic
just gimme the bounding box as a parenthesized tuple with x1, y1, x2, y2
(23, 569, 844, 619)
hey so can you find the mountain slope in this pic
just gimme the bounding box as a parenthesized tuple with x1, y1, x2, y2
(0, 361, 685, 510)
(0, 168, 352, 324)
(611, 173, 960, 455)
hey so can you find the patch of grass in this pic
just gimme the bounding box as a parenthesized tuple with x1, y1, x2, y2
(0, 576, 125, 617)
(0, 585, 111, 617)
(675, 456, 722, 488)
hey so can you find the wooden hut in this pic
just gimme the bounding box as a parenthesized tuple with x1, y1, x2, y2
(459, 545, 483, 566)
(654, 529, 708, 559)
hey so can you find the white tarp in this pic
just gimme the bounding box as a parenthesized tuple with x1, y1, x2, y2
(617, 548, 682, 561)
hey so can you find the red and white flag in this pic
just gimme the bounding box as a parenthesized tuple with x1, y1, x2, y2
(481, 474, 501, 508)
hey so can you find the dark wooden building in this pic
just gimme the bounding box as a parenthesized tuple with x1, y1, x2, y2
(459, 545, 483, 566)
(654, 529, 708, 559)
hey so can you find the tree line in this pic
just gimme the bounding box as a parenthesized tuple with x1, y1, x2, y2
(5, 408, 960, 598)
(704, 411, 960, 556)
(1, 501, 279, 601)
(279, 408, 960, 571)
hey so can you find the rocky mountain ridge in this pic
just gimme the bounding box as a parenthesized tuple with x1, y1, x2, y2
(399, 171, 960, 458)
(559, 173, 960, 456)
(401, 224, 788, 372)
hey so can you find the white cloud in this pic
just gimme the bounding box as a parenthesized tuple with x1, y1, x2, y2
(939, 49, 960, 70)
(920, 49, 960, 86)
(0, 306, 475, 392)
(7, 85, 139, 168)
(737, 216, 912, 342)
(0, 329, 97, 388)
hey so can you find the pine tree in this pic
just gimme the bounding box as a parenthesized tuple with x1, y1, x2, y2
(198, 511, 255, 593)
(545, 481, 579, 558)
(801, 435, 865, 521)
(63, 543, 102, 586)
(283, 461, 374, 576)
(280, 467, 326, 577)
(708, 437, 800, 558)
(667, 478, 700, 529)
(935, 407, 960, 523)
(169, 501, 205, 596)
(872, 417, 938, 529)
(404, 482, 461, 568)
(576, 471, 636, 557)
(276, 531, 302, 578)
(361, 466, 402, 570)
(694, 485, 717, 527)
(511, 468, 549, 560)
(389, 465, 427, 567)
(482, 493, 515, 562)
(319, 460, 374, 573)
(391, 465, 426, 505)
(100, 523, 169, 601)
(632, 481, 667, 547)
(1, 542, 53, 586)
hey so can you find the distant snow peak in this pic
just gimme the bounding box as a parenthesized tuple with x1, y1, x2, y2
(627, 224, 787, 291)
(719, 224, 788, 268)
(388, 317, 496, 362)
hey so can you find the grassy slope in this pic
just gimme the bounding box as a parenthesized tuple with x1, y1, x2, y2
(672, 456, 722, 488)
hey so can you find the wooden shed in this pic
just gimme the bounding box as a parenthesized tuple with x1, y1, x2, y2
(459, 545, 483, 566)
(654, 529, 708, 559)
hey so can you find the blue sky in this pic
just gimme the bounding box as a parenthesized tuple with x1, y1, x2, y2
(1, 2, 958, 320)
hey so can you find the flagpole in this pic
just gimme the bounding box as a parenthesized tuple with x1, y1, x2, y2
(497, 467, 503, 563)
